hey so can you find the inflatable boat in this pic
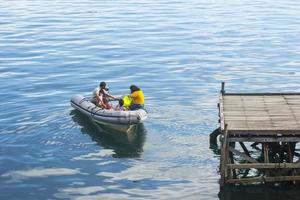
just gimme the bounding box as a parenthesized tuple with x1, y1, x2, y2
(70, 95, 147, 132)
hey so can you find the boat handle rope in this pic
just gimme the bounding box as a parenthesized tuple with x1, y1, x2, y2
(79, 98, 88, 105)
(90, 106, 97, 117)
(90, 105, 104, 117)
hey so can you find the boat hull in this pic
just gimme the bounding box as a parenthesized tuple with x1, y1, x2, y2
(70, 95, 147, 132)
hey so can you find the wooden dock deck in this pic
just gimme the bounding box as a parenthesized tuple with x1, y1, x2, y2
(218, 83, 300, 186)
(221, 93, 300, 134)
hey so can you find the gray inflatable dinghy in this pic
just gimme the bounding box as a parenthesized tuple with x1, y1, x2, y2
(70, 95, 147, 132)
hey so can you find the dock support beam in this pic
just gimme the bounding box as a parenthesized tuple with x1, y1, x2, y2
(217, 82, 300, 186)
(220, 124, 229, 187)
(219, 139, 300, 185)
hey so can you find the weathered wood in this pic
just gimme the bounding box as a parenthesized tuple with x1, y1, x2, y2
(228, 137, 300, 143)
(220, 124, 229, 187)
(225, 93, 300, 96)
(227, 163, 300, 169)
(250, 142, 259, 147)
(228, 130, 300, 135)
(287, 143, 293, 163)
(218, 88, 300, 186)
(219, 93, 225, 131)
(263, 143, 270, 177)
(229, 146, 258, 163)
(226, 176, 300, 184)
(229, 151, 236, 179)
(263, 143, 269, 163)
(222, 94, 300, 134)
(239, 142, 250, 157)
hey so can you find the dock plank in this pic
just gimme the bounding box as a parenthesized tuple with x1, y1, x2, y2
(221, 94, 300, 134)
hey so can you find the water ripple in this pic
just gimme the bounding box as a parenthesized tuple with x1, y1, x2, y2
(1, 0, 300, 199)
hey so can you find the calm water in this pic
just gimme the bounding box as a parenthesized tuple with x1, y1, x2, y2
(1, 0, 300, 199)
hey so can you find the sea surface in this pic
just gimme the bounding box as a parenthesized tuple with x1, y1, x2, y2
(1, 0, 300, 199)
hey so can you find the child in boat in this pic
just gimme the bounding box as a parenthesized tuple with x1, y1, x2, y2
(115, 99, 128, 111)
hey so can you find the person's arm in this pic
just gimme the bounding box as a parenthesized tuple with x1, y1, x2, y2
(104, 90, 119, 100)
(107, 93, 118, 100)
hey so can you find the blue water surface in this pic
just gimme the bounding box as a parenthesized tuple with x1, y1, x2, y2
(1, 0, 300, 199)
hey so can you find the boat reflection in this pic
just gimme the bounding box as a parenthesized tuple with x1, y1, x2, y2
(70, 110, 147, 158)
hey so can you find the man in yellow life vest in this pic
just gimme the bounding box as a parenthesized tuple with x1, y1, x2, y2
(128, 85, 144, 110)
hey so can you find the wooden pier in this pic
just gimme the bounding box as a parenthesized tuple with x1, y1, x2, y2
(218, 82, 300, 186)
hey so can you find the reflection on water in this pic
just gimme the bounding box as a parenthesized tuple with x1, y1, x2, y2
(219, 185, 300, 200)
(209, 128, 221, 156)
(70, 110, 146, 158)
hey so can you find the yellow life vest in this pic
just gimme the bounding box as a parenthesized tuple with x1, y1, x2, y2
(123, 95, 132, 107)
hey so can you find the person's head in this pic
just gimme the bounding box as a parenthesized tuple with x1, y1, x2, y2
(118, 99, 124, 107)
(99, 82, 107, 89)
(130, 85, 140, 93)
